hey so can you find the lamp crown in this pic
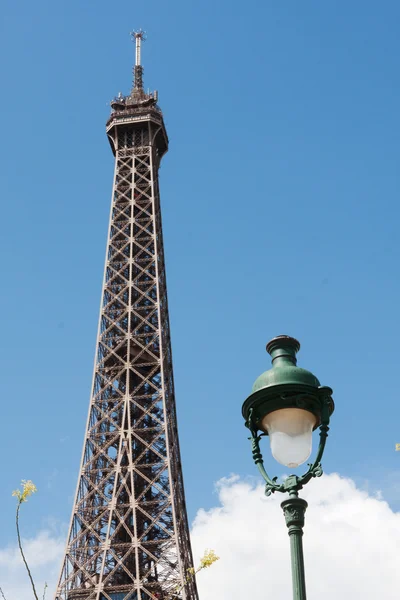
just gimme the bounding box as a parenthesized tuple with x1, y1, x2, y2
(248, 335, 321, 399)
(266, 335, 300, 366)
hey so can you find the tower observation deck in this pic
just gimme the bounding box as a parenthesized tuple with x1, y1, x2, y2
(54, 31, 199, 600)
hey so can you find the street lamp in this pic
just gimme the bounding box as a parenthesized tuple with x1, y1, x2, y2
(242, 335, 334, 600)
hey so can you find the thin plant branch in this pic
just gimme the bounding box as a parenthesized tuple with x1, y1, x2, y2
(164, 550, 219, 600)
(12, 481, 39, 600)
(16, 501, 39, 600)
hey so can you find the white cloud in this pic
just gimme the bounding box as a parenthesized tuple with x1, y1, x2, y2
(2, 473, 400, 599)
(190, 473, 400, 600)
(0, 529, 64, 600)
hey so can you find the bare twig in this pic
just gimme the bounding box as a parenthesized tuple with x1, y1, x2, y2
(0, 586, 7, 600)
(164, 550, 219, 600)
(43, 582, 48, 600)
(16, 501, 39, 600)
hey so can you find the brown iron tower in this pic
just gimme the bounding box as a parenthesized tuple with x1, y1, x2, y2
(55, 31, 199, 600)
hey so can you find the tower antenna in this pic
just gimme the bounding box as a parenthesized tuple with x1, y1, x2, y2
(130, 28, 146, 91)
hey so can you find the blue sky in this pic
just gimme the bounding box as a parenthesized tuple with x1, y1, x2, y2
(1, 0, 400, 550)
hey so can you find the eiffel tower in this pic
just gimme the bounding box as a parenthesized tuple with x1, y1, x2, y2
(54, 31, 199, 600)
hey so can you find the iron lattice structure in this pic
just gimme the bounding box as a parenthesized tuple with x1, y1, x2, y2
(55, 34, 199, 600)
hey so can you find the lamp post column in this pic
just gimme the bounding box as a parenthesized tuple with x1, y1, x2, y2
(281, 491, 308, 600)
(242, 335, 334, 600)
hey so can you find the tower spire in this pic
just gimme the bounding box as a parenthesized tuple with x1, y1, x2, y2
(131, 29, 146, 92)
(54, 34, 197, 600)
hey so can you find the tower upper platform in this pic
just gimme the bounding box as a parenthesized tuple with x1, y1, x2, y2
(106, 30, 168, 157)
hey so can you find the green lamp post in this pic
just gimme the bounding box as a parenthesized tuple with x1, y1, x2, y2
(242, 335, 334, 600)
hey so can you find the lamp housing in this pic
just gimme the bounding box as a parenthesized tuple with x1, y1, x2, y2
(242, 335, 334, 468)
